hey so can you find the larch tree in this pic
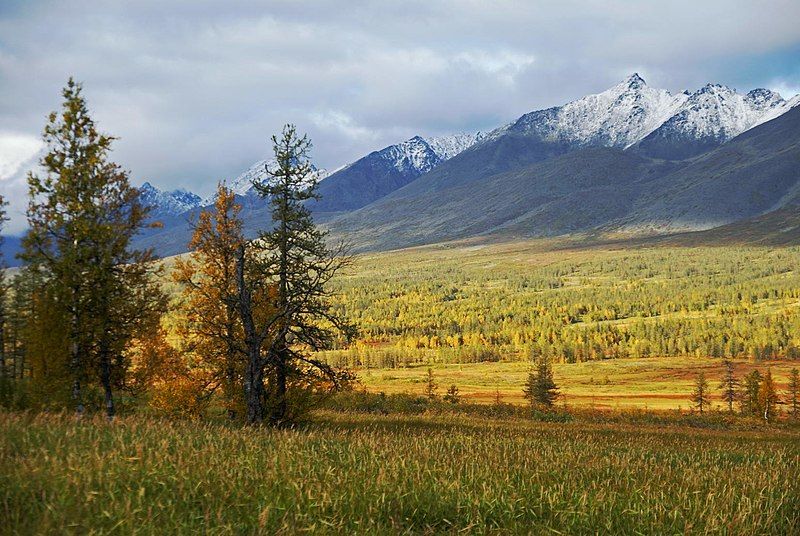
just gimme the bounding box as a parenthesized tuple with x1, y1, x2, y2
(758, 368, 780, 422)
(242, 124, 355, 426)
(690, 371, 710, 415)
(20, 78, 165, 418)
(174, 184, 246, 419)
(740, 370, 763, 417)
(718, 359, 738, 413)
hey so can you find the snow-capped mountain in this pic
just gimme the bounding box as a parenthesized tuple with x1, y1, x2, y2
(138, 73, 798, 224)
(359, 132, 485, 178)
(636, 84, 788, 159)
(200, 160, 330, 206)
(426, 131, 486, 160)
(494, 73, 794, 161)
(504, 74, 687, 148)
(309, 131, 484, 213)
(139, 182, 201, 216)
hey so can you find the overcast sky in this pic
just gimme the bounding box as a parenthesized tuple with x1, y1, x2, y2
(1, 0, 799, 233)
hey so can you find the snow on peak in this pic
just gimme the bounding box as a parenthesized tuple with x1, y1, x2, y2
(426, 131, 486, 160)
(657, 84, 787, 141)
(751, 92, 800, 129)
(139, 182, 201, 215)
(380, 136, 440, 175)
(511, 73, 688, 148)
(202, 159, 329, 206)
(370, 131, 484, 177)
(501, 75, 796, 151)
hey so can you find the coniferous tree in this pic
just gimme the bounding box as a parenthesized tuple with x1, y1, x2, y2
(787, 368, 799, 420)
(20, 78, 165, 418)
(740, 370, 763, 417)
(174, 184, 247, 419)
(424, 367, 438, 400)
(758, 368, 780, 422)
(690, 371, 710, 415)
(718, 359, 738, 413)
(238, 124, 354, 426)
(443, 384, 460, 404)
(524, 355, 559, 408)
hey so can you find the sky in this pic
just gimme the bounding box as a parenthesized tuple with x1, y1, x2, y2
(1, 0, 799, 233)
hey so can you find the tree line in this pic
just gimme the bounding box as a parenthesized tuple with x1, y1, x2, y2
(691, 361, 799, 421)
(0, 79, 353, 426)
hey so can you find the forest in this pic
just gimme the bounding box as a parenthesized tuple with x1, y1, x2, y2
(322, 244, 800, 367)
(0, 80, 354, 426)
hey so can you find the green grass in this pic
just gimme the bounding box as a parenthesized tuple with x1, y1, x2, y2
(2, 411, 798, 534)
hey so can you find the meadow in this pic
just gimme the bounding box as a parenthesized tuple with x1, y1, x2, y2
(354, 356, 798, 409)
(2, 411, 798, 535)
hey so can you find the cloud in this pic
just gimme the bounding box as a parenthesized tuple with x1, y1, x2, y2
(0, 0, 797, 220)
(0, 132, 42, 179)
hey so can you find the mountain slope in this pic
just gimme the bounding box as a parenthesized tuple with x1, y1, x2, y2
(635, 85, 787, 159)
(328, 148, 675, 250)
(328, 105, 800, 251)
(615, 104, 800, 233)
(310, 132, 483, 213)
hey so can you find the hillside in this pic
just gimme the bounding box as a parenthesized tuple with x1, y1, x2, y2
(328, 106, 800, 251)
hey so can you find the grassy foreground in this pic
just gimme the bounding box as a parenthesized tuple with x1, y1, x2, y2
(2, 411, 798, 534)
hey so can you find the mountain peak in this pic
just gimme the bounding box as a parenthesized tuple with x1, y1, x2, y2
(624, 73, 646, 89)
(696, 83, 733, 95)
(138, 181, 201, 216)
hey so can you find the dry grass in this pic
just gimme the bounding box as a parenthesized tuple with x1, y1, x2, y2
(357, 356, 799, 410)
(2, 411, 798, 534)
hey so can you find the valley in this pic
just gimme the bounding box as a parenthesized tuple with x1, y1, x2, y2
(321, 239, 800, 364)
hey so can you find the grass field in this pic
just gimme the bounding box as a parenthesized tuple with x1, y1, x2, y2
(355, 356, 799, 409)
(2, 411, 798, 534)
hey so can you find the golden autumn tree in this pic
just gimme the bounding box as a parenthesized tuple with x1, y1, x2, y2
(173, 184, 247, 419)
(128, 327, 206, 418)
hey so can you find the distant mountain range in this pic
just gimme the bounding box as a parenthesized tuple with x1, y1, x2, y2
(4, 74, 799, 264)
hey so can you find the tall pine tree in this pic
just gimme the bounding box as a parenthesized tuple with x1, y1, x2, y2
(21, 78, 165, 418)
(241, 124, 355, 426)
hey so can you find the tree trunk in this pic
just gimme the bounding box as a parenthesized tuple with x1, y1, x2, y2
(245, 349, 264, 425)
(236, 245, 264, 426)
(271, 347, 287, 426)
(99, 345, 115, 421)
(70, 340, 84, 417)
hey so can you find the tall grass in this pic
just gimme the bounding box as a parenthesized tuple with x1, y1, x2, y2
(2, 411, 798, 534)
